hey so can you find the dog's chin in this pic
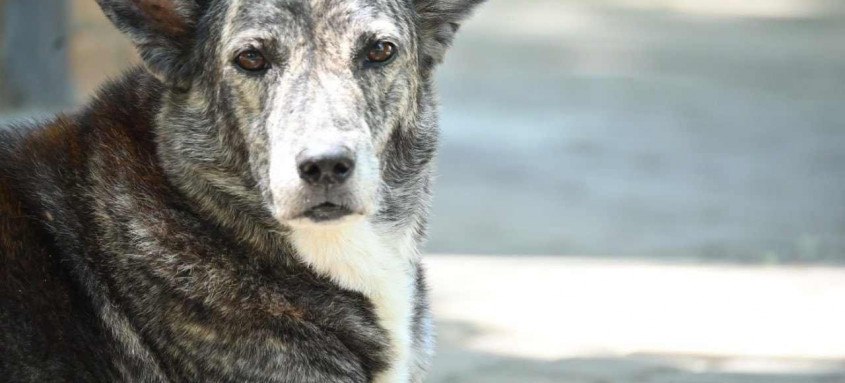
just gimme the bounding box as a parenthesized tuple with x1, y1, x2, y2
(282, 202, 367, 228)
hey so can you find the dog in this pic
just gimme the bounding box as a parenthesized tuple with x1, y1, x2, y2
(0, 0, 484, 381)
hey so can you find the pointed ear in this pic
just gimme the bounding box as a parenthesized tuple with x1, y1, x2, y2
(415, 0, 486, 68)
(96, 0, 208, 88)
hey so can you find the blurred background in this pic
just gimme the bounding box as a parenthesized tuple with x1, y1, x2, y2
(2, 1, 845, 382)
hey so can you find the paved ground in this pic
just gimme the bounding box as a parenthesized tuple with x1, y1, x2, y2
(425, 255, 845, 382)
(426, 0, 845, 263)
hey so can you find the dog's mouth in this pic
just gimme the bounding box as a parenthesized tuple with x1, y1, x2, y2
(275, 189, 374, 226)
(301, 202, 355, 223)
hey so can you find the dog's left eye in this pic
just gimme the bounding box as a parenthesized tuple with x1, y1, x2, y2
(365, 41, 397, 65)
(236, 50, 269, 72)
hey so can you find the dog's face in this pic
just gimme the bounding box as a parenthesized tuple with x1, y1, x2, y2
(98, 0, 483, 227)
(219, 0, 418, 226)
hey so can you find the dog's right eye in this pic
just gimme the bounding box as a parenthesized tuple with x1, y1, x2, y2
(236, 50, 268, 72)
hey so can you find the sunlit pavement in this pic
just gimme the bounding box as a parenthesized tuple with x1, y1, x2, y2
(425, 255, 845, 382)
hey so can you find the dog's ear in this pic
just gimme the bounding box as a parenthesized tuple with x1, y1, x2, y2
(414, 0, 485, 68)
(96, 0, 209, 88)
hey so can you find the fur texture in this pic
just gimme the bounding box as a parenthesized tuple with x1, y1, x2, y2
(0, 0, 483, 381)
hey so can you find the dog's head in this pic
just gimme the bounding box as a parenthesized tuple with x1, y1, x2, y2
(97, 0, 483, 229)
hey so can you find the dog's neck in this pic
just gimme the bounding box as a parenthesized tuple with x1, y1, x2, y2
(288, 218, 421, 382)
(155, 130, 425, 381)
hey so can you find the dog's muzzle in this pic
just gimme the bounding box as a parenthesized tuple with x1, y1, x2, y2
(293, 145, 359, 223)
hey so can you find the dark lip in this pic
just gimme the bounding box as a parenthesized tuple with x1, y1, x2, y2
(302, 202, 354, 222)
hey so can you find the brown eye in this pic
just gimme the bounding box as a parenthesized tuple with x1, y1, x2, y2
(236, 50, 268, 72)
(366, 41, 397, 64)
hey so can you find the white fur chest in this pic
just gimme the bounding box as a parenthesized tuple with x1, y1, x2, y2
(289, 220, 416, 383)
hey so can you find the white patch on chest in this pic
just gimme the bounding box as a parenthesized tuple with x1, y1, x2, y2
(289, 219, 416, 383)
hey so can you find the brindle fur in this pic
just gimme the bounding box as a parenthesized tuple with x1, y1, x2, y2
(0, 0, 483, 382)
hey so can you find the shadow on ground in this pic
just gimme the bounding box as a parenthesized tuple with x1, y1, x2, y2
(430, 320, 845, 383)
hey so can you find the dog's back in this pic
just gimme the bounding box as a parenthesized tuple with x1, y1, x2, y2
(0, 159, 118, 380)
(0, 71, 168, 381)
(0, 131, 107, 380)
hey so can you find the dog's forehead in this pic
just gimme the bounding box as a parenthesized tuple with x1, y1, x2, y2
(222, 0, 408, 38)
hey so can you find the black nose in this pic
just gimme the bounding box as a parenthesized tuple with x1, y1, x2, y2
(297, 146, 356, 186)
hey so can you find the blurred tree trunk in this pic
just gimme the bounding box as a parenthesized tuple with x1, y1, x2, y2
(0, 0, 71, 111)
(0, 0, 7, 109)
